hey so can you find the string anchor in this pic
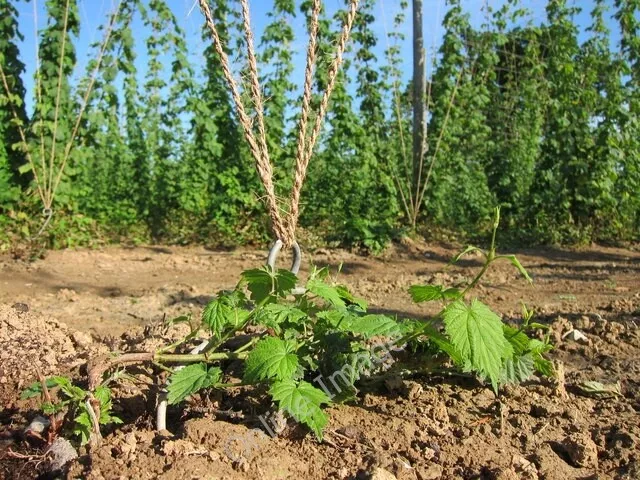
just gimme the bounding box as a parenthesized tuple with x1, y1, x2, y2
(266, 239, 301, 274)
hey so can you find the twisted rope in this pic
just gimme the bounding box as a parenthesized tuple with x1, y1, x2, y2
(198, 0, 359, 248)
(287, 0, 359, 237)
(199, 0, 287, 242)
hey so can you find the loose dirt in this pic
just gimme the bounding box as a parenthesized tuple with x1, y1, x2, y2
(1, 241, 638, 479)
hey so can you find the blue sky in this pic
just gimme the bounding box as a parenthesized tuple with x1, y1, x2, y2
(12, 0, 624, 114)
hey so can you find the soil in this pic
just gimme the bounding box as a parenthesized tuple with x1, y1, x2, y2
(0, 241, 639, 480)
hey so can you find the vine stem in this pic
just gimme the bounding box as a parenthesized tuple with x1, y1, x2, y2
(155, 352, 248, 363)
(87, 350, 248, 390)
(460, 207, 501, 298)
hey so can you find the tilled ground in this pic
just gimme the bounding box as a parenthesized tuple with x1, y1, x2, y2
(0, 241, 638, 479)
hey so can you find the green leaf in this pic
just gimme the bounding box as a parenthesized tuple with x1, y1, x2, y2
(21, 378, 59, 400)
(244, 337, 299, 383)
(257, 304, 307, 332)
(93, 386, 122, 425)
(528, 338, 552, 354)
(409, 285, 444, 303)
(504, 255, 533, 284)
(503, 325, 530, 355)
(409, 285, 461, 303)
(167, 363, 222, 405)
(416, 323, 466, 365)
(316, 309, 354, 329)
(533, 357, 555, 378)
(242, 267, 297, 303)
(501, 354, 535, 384)
(341, 314, 402, 339)
(269, 380, 331, 439)
(202, 292, 250, 337)
(443, 299, 513, 388)
(306, 278, 346, 308)
(18, 163, 32, 174)
(334, 285, 368, 310)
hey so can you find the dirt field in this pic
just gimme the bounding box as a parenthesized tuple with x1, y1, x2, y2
(1, 241, 639, 479)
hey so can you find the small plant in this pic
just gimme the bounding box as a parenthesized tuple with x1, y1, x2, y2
(22, 208, 552, 443)
(21, 376, 121, 445)
(407, 207, 554, 389)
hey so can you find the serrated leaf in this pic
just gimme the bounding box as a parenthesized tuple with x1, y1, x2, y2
(503, 325, 531, 356)
(409, 285, 445, 303)
(334, 285, 368, 310)
(316, 309, 353, 329)
(44, 376, 86, 401)
(443, 299, 513, 387)
(258, 304, 307, 329)
(416, 322, 466, 365)
(306, 278, 346, 308)
(244, 337, 299, 383)
(501, 354, 535, 384)
(269, 380, 331, 439)
(409, 285, 460, 303)
(202, 292, 250, 337)
(533, 357, 555, 377)
(167, 363, 222, 405)
(528, 338, 552, 354)
(341, 314, 402, 338)
(242, 267, 297, 303)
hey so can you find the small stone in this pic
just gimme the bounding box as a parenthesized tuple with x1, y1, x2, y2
(337, 467, 350, 479)
(46, 437, 78, 471)
(11, 303, 29, 313)
(562, 329, 589, 344)
(574, 316, 592, 330)
(71, 331, 93, 348)
(423, 447, 436, 462)
(487, 467, 518, 480)
(562, 432, 599, 469)
(370, 467, 397, 480)
(25, 415, 50, 435)
(512, 455, 538, 480)
(404, 381, 423, 400)
(417, 463, 443, 480)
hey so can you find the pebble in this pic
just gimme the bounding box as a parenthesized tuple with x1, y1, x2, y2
(370, 467, 397, 480)
(562, 432, 599, 469)
(417, 463, 443, 480)
(46, 437, 78, 471)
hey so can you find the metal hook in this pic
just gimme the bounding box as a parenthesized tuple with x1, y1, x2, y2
(33, 208, 54, 239)
(266, 239, 301, 275)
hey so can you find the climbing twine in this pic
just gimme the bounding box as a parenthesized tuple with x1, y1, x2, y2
(0, 0, 122, 237)
(198, 0, 359, 248)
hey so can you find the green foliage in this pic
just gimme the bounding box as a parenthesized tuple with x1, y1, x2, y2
(73, 386, 123, 445)
(21, 376, 121, 445)
(408, 208, 554, 390)
(166, 363, 222, 405)
(241, 267, 298, 304)
(244, 337, 299, 383)
(202, 290, 250, 337)
(26, 210, 552, 445)
(443, 299, 512, 387)
(409, 285, 460, 303)
(269, 379, 331, 439)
